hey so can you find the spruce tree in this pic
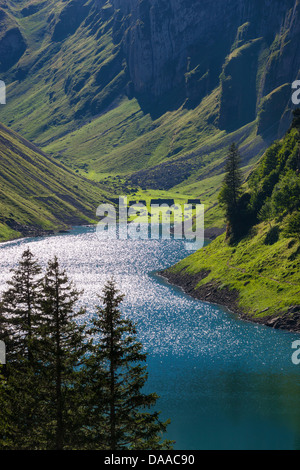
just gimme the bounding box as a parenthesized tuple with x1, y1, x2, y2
(0, 249, 43, 449)
(0, 248, 42, 363)
(86, 279, 173, 450)
(219, 143, 243, 239)
(38, 256, 87, 450)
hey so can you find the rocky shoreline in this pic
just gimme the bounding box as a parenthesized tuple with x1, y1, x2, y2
(160, 268, 300, 334)
(1, 219, 91, 243)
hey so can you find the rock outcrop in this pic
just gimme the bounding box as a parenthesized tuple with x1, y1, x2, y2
(51, 0, 90, 42)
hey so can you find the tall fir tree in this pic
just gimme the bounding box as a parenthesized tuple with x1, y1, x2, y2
(219, 143, 243, 240)
(0, 248, 42, 363)
(85, 279, 173, 450)
(37, 256, 87, 450)
(0, 256, 175, 450)
(0, 249, 43, 449)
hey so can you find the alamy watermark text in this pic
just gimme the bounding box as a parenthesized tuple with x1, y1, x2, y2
(96, 197, 205, 251)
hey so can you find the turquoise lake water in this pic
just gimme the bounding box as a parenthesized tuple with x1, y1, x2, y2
(0, 225, 300, 450)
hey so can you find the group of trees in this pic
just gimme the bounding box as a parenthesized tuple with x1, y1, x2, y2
(0, 250, 172, 450)
(219, 110, 300, 242)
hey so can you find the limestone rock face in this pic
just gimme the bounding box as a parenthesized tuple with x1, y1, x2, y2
(111, 0, 300, 133)
(1, 0, 300, 139)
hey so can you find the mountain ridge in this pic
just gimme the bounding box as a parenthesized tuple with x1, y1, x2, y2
(0, 0, 299, 186)
(0, 119, 109, 241)
(0, 0, 299, 233)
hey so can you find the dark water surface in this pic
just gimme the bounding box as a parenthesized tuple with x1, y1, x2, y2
(0, 226, 300, 450)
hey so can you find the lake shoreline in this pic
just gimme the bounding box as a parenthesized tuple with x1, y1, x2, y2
(3, 222, 299, 335)
(159, 268, 300, 335)
(0, 222, 225, 244)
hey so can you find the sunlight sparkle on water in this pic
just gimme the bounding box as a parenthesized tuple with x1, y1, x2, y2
(1, 226, 300, 449)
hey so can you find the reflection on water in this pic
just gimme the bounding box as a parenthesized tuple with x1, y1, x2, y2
(0, 226, 300, 450)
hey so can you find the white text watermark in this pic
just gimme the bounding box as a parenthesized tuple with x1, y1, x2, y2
(292, 80, 300, 105)
(292, 341, 300, 365)
(96, 197, 205, 251)
(0, 341, 5, 365)
(0, 81, 6, 105)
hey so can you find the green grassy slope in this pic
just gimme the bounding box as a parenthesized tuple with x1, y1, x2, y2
(43, 90, 264, 230)
(0, 0, 123, 145)
(165, 227, 300, 322)
(0, 122, 109, 241)
(163, 117, 300, 329)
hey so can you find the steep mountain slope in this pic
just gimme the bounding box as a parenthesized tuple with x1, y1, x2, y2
(0, 0, 299, 205)
(0, 121, 108, 241)
(162, 113, 300, 331)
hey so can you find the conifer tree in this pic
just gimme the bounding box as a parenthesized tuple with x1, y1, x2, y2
(38, 256, 87, 450)
(219, 143, 243, 239)
(85, 279, 173, 450)
(0, 248, 42, 363)
(0, 249, 43, 449)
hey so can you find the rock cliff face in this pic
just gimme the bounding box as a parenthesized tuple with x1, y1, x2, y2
(112, 0, 300, 133)
(2, 0, 300, 134)
(1, 0, 300, 190)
